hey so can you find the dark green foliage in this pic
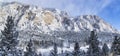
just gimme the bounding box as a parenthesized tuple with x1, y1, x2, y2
(0, 16, 19, 55)
(65, 53, 69, 56)
(73, 42, 80, 56)
(1, 16, 14, 48)
(87, 31, 101, 56)
(50, 43, 58, 56)
(74, 42, 79, 52)
(24, 39, 38, 56)
(111, 36, 120, 55)
(38, 52, 42, 56)
(102, 43, 109, 56)
(26, 39, 33, 52)
(53, 43, 58, 56)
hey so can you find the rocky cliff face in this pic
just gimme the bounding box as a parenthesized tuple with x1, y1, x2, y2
(1, 2, 119, 51)
(0, 2, 118, 34)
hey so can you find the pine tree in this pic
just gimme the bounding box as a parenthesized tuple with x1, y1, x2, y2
(0, 16, 19, 55)
(38, 52, 42, 56)
(65, 53, 69, 56)
(73, 42, 80, 56)
(24, 39, 38, 56)
(111, 36, 120, 55)
(87, 31, 100, 56)
(50, 43, 58, 56)
(102, 43, 109, 56)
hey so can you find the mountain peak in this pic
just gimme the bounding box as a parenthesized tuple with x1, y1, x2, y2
(0, 2, 118, 33)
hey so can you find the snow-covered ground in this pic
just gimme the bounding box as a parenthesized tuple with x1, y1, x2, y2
(37, 44, 89, 56)
(36, 43, 111, 56)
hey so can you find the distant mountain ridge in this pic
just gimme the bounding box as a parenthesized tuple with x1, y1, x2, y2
(0, 2, 118, 34)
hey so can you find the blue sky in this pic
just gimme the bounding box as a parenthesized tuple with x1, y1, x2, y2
(98, 0, 120, 31)
(0, 0, 120, 30)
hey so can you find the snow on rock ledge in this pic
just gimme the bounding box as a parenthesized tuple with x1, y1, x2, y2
(0, 2, 118, 33)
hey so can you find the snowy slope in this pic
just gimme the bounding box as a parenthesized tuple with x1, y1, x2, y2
(0, 2, 118, 34)
(1, 2, 120, 56)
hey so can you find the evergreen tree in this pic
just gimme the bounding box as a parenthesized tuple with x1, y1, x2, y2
(102, 43, 109, 56)
(24, 39, 38, 56)
(73, 42, 80, 56)
(0, 16, 19, 55)
(74, 42, 79, 52)
(111, 36, 120, 55)
(87, 31, 100, 56)
(65, 53, 69, 56)
(38, 52, 42, 56)
(50, 43, 58, 56)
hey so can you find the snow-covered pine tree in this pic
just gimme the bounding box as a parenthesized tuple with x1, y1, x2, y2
(111, 36, 120, 55)
(24, 39, 38, 56)
(73, 42, 80, 56)
(102, 43, 109, 56)
(65, 53, 69, 56)
(38, 52, 42, 56)
(50, 43, 58, 56)
(0, 16, 19, 56)
(87, 31, 101, 56)
(65, 52, 70, 56)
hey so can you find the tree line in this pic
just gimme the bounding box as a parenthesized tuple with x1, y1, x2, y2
(0, 16, 120, 56)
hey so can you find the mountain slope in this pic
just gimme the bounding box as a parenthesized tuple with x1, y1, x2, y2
(0, 2, 118, 33)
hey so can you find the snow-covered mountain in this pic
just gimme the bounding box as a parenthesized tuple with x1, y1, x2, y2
(0, 2, 118, 34)
(1, 2, 120, 56)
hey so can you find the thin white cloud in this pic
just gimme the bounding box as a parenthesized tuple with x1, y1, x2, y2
(0, 0, 4, 2)
(0, 0, 114, 16)
(0, 0, 3, 2)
